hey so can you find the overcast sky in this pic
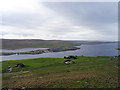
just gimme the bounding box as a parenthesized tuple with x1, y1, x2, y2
(0, 0, 118, 41)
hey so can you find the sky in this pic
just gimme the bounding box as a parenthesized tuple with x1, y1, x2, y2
(0, 0, 118, 41)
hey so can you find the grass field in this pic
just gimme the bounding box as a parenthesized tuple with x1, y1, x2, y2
(2, 56, 118, 88)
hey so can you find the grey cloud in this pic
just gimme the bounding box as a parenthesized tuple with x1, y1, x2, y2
(43, 2, 118, 34)
(2, 13, 46, 29)
(1, 2, 118, 41)
(2, 31, 34, 36)
(43, 2, 117, 24)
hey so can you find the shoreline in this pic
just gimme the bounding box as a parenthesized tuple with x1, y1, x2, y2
(0, 55, 115, 62)
(1, 43, 118, 61)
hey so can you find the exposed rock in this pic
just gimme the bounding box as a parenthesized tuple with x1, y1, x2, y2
(15, 63, 25, 67)
(64, 55, 77, 59)
(66, 70, 71, 72)
(64, 60, 75, 64)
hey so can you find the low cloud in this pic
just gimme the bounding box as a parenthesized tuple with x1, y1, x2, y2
(0, 1, 118, 41)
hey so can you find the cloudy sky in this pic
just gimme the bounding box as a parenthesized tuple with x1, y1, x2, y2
(0, 0, 118, 41)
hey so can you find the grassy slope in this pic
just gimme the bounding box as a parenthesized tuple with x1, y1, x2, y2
(2, 39, 81, 49)
(2, 39, 111, 49)
(2, 56, 118, 88)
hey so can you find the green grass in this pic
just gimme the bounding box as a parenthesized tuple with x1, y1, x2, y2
(2, 56, 118, 88)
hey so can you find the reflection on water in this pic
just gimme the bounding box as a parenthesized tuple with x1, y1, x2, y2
(1, 43, 118, 61)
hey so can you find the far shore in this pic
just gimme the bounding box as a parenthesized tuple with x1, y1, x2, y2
(1, 46, 80, 56)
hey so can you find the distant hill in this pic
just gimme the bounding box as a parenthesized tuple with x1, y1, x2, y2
(64, 40, 117, 44)
(1, 39, 116, 49)
(1, 39, 81, 49)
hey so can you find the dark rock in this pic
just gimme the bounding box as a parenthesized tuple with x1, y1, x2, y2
(72, 61, 75, 64)
(66, 70, 71, 72)
(64, 60, 75, 64)
(16, 63, 25, 67)
(64, 55, 77, 59)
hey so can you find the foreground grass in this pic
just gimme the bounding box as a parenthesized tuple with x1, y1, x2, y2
(2, 56, 118, 88)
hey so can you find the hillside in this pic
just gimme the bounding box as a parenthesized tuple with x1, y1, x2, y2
(1, 39, 81, 49)
(1, 39, 115, 49)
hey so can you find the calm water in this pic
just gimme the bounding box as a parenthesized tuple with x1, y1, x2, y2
(1, 43, 118, 61)
(0, 48, 48, 53)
